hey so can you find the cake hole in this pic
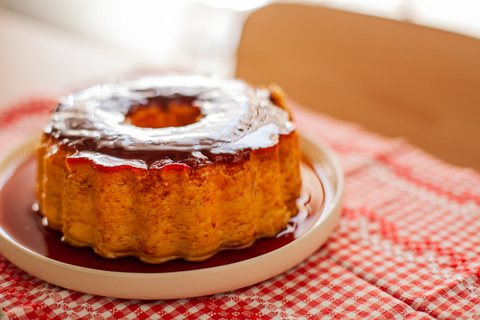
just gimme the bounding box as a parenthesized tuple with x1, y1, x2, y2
(125, 94, 203, 128)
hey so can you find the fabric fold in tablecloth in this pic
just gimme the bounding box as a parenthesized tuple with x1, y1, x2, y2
(1, 98, 480, 320)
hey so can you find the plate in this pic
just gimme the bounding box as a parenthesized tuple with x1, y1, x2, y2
(0, 134, 344, 299)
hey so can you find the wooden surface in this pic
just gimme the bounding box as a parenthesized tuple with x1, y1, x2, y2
(236, 3, 480, 171)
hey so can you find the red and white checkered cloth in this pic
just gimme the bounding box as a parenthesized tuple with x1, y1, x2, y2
(1, 98, 480, 320)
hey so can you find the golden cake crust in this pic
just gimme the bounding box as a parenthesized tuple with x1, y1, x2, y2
(36, 75, 301, 264)
(37, 133, 300, 263)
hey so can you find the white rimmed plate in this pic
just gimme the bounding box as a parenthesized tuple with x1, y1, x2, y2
(0, 134, 343, 300)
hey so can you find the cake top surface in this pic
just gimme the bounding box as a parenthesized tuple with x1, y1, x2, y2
(44, 74, 296, 168)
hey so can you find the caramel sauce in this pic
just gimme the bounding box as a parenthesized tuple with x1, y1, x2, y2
(0, 157, 325, 273)
(44, 75, 295, 170)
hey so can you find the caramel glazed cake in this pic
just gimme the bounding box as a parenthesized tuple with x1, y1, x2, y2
(36, 74, 302, 264)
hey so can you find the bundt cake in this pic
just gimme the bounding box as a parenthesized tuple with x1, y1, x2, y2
(36, 74, 302, 264)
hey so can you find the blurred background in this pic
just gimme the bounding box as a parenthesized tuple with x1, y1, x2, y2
(1, 0, 479, 169)
(1, 0, 479, 105)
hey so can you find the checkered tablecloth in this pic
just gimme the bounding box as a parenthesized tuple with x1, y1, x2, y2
(1, 98, 480, 320)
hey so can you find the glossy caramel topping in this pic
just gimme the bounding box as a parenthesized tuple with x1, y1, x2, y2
(44, 74, 295, 168)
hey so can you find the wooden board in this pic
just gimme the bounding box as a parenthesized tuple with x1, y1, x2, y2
(236, 3, 480, 170)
